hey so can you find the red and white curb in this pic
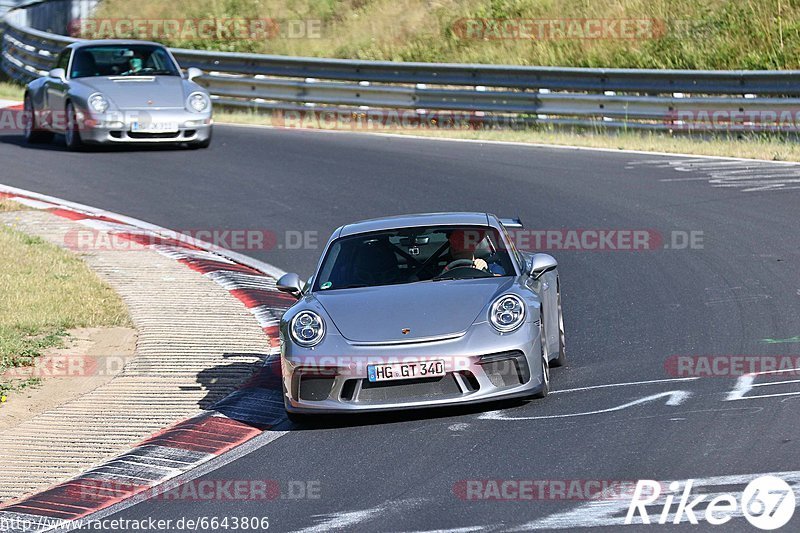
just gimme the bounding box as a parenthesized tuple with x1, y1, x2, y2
(0, 184, 295, 532)
(0, 99, 22, 110)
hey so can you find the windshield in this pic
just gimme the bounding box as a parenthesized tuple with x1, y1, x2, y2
(70, 45, 180, 79)
(313, 226, 516, 291)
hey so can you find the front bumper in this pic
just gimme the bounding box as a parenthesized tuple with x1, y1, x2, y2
(281, 320, 545, 414)
(78, 108, 212, 144)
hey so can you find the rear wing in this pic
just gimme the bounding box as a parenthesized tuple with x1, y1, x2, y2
(499, 217, 523, 229)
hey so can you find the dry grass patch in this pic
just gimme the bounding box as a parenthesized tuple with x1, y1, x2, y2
(95, 0, 800, 69)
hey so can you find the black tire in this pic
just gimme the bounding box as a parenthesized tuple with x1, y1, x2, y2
(64, 102, 84, 151)
(531, 312, 550, 399)
(550, 280, 567, 368)
(23, 95, 54, 144)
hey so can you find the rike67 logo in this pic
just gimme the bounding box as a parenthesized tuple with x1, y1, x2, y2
(626, 476, 795, 530)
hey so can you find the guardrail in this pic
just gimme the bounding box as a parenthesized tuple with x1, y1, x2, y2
(4, 8, 800, 131)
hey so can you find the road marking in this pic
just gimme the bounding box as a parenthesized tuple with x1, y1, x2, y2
(752, 378, 800, 387)
(552, 377, 699, 394)
(479, 391, 692, 421)
(760, 335, 800, 344)
(628, 158, 800, 192)
(288, 499, 425, 533)
(726, 368, 800, 401)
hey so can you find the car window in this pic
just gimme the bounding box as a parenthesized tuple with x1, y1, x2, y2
(313, 226, 515, 291)
(55, 50, 71, 71)
(70, 45, 180, 79)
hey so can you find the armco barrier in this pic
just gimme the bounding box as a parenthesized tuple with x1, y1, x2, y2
(4, 5, 800, 131)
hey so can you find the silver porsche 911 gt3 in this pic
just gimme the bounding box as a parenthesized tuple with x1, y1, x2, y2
(23, 40, 212, 150)
(276, 212, 567, 420)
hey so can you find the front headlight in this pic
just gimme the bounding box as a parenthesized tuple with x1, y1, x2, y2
(187, 92, 209, 113)
(88, 93, 109, 113)
(290, 311, 325, 347)
(489, 294, 526, 333)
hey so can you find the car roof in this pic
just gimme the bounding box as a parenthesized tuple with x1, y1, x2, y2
(67, 40, 168, 49)
(338, 212, 492, 237)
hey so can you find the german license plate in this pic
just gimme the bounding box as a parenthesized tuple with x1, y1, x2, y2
(131, 121, 178, 133)
(367, 360, 446, 382)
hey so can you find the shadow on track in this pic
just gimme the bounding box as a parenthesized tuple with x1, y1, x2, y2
(195, 356, 534, 432)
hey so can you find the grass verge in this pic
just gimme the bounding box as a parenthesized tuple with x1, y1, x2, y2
(0, 205, 131, 398)
(214, 109, 800, 162)
(0, 82, 24, 102)
(94, 0, 800, 69)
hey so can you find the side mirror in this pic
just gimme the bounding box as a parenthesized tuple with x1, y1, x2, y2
(529, 253, 557, 280)
(48, 68, 66, 82)
(186, 67, 203, 81)
(276, 272, 304, 298)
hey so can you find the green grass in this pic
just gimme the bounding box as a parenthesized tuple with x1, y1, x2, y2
(93, 0, 800, 69)
(0, 214, 131, 396)
(0, 82, 24, 102)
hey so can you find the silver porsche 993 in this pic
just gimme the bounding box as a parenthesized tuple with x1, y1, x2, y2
(23, 40, 212, 150)
(276, 213, 567, 420)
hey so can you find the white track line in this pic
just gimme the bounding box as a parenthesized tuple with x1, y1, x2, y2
(552, 377, 699, 394)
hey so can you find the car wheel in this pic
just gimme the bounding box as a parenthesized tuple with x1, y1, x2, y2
(64, 102, 83, 151)
(550, 279, 567, 367)
(23, 95, 54, 144)
(531, 311, 550, 399)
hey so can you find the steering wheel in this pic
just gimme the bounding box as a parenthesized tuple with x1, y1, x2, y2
(444, 258, 476, 272)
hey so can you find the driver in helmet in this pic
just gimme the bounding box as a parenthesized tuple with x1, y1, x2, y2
(122, 51, 144, 76)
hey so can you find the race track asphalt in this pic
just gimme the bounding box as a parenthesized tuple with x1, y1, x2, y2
(1, 125, 798, 532)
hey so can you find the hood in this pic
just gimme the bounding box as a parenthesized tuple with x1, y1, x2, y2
(314, 277, 515, 343)
(73, 76, 187, 109)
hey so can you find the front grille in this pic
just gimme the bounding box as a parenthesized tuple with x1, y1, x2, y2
(357, 374, 462, 403)
(127, 131, 181, 139)
(297, 375, 335, 401)
(479, 350, 529, 388)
